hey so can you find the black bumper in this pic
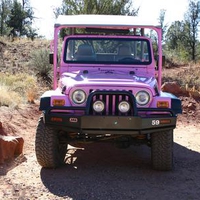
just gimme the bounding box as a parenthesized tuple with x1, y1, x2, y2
(44, 111, 177, 135)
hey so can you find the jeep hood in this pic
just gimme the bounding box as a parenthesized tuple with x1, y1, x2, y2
(59, 70, 156, 89)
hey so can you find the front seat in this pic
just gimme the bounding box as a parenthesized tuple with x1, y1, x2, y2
(117, 45, 132, 61)
(75, 44, 96, 61)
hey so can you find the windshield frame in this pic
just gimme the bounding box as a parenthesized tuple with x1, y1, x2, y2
(63, 35, 152, 66)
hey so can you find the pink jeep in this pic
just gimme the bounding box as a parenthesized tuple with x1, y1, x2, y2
(35, 15, 182, 170)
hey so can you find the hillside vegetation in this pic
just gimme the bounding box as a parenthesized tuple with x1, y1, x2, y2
(0, 37, 200, 109)
(0, 37, 51, 108)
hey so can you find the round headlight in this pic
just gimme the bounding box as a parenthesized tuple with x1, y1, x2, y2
(93, 101, 105, 112)
(135, 91, 150, 106)
(72, 90, 86, 104)
(118, 101, 130, 113)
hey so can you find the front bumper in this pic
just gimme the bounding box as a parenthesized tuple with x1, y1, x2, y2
(41, 90, 180, 135)
(44, 108, 177, 135)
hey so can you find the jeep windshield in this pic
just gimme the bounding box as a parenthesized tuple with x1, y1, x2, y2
(64, 36, 152, 65)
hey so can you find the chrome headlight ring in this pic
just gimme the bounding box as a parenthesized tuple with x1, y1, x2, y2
(135, 91, 150, 106)
(72, 90, 86, 104)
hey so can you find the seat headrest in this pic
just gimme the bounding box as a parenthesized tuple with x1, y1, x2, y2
(77, 44, 94, 56)
(118, 45, 131, 56)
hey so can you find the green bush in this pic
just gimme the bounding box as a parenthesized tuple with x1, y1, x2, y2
(30, 48, 52, 87)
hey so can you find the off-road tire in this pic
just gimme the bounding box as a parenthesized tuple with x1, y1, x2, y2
(151, 130, 173, 171)
(35, 116, 68, 168)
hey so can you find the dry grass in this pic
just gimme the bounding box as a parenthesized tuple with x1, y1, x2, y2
(162, 63, 200, 91)
(0, 86, 22, 109)
(0, 37, 52, 108)
(0, 73, 39, 108)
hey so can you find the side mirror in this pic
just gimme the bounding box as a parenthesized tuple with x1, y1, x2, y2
(162, 55, 165, 67)
(49, 53, 53, 64)
(155, 55, 165, 70)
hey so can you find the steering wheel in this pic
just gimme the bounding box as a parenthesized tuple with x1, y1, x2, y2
(118, 57, 139, 62)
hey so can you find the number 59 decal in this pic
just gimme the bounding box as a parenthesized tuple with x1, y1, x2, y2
(152, 120, 160, 126)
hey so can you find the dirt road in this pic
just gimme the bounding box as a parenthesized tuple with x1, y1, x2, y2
(0, 105, 200, 200)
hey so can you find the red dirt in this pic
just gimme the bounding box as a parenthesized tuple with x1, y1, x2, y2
(0, 95, 199, 199)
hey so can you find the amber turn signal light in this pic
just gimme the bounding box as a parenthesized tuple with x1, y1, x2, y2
(52, 99, 65, 106)
(157, 101, 169, 108)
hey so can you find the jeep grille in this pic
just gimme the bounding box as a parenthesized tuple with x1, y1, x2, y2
(86, 90, 138, 116)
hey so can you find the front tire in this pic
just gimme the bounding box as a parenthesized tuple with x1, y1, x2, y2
(35, 116, 68, 168)
(151, 130, 173, 171)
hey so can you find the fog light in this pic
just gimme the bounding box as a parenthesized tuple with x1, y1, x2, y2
(93, 101, 105, 112)
(118, 101, 130, 113)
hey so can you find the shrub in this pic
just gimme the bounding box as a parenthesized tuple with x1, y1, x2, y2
(30, 48, 52, 87)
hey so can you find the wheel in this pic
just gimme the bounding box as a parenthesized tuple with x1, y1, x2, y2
(151, 130, 173, 171)
(35, 116, 68, 168)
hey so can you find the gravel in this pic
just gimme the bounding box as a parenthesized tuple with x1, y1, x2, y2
(1, 122, 200, 200)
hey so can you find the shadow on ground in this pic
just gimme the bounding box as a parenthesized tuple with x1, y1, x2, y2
(40, 143, 200, 200)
